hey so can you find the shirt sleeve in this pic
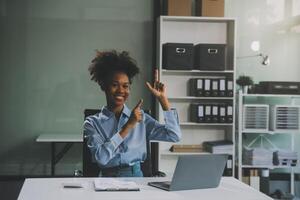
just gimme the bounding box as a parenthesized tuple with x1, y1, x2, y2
(145, 109, 181, 142)
(83, 117, 124, 166)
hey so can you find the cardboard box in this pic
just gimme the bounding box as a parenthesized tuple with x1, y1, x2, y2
(165, 0, 192, 16)
(196, 0, 224, 17)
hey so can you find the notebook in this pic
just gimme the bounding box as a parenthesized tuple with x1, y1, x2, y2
(94, 178, 140, 191)
(148, 154, 228, 191)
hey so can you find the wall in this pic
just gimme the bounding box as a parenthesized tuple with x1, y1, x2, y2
(0, 0, 154, 175)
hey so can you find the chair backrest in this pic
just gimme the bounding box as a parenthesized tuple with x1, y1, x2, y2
(82, 108, 162, 177)
(140, 109, 160, 177)
(83, 109, 101, 177)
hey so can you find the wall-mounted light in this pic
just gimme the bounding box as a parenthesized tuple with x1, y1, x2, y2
(237, 53, 270, 66)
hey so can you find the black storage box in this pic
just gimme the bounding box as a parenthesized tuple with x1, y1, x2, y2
(194, 43, 226, 70)
(258, 81, 300, 95)
(163, 43, 194, 70)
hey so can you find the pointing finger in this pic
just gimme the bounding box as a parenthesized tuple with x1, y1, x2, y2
(134, 99, 143, 110)
(154, 69, 159, 83)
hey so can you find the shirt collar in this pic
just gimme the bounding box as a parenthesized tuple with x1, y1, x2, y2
(101, 104, 131, 119)
(122, 104, 131, 117)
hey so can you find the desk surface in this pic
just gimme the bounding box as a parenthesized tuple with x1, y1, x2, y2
(18, 177, 272, 200)
(36, 133, 83, 142)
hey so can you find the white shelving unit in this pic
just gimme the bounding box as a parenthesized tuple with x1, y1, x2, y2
(156, 16, 236, 175)
(237, 91, 300, 194)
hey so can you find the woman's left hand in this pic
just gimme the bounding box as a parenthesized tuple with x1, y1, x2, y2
(146, 69, 170, 110)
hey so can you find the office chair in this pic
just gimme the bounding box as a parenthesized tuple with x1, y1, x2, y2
(82, 109, 101, 177)
(82, 108, 165, 177)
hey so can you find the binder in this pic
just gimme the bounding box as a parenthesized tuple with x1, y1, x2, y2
(189, 78, 204, 96)
(211, 79, 219, 97)
(212, 104, 219, 123)
(190, 104, 205, 123)
(197, 104, 205, 122)
(196, 78, 204, 96)
(204, 104, 212, 123)
(204, 79, 211, 96)
(224, 155, 233, 176)
(219, 104, 226, 123)
(219, 79, 226, 97)
(226, 79, 233, 97)
(226, 104, 233, 123)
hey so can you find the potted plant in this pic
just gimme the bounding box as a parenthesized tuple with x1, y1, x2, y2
(236, 75, 253, 93)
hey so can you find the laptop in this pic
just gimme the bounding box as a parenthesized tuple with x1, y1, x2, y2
(148, 154, 228, 191)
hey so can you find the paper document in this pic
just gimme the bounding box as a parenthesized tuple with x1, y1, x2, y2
(94, 178, 140, 191)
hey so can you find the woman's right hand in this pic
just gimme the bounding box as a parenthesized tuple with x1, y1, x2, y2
(126, 99, 143, 129)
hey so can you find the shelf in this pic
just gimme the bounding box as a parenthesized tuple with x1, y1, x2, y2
(162, 69, 234, 75)
(238, 89, 299, 195)
(168, 96, 234, 100)
(157, 16, 236, 176)
(161, 151, 211, 156)
(241, 93, 300, 98)
(241, 165, 298, 169)
(180, 122, 233, 126)
(242, 130, 299, 134)
(161, 16, 235, 23)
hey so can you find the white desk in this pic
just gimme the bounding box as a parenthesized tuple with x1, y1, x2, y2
(36, 133, 83, 176)
(18, 177, 272, 200)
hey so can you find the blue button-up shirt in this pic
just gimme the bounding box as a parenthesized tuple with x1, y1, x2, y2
(83, 105, 181, 168)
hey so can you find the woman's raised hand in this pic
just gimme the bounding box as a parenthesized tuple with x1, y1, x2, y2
(146, 69, 170, 111)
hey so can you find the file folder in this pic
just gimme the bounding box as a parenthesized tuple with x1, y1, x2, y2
(219, 104, 226, 123)
(226, 104, 233, 123)
(204, 104, 212, 123)
(190, 104, 205, 123)
(190, 78, 204, 96)
(196, 79, 204, 96)
(219, 79, 226, 97)
(211, 79, 219, 97)
(212, 104, 219, 123)
(204, 79, 211, 96)
(224, 155, 233, 176)
(197, 104, 205, 122)
(226, 79, 233, 97)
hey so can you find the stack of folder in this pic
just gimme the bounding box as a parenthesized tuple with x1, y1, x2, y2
(243, 147, 273, 166)
(202, 140, 233, 155)
(190, 103, 233, 123)
(190, 77, 233, 97)
(273, 150, 298, 166)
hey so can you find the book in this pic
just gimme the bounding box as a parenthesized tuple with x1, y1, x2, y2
(202, 140, 233, 154)
(169, 144, 203, 152)
(94, 178, 140, 191)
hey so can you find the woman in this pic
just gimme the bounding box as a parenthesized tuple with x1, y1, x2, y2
(84, 50, 181, 177)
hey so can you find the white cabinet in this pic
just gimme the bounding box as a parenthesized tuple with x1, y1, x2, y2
(156, 16, 236, 175)
(237, 91, 300, 194)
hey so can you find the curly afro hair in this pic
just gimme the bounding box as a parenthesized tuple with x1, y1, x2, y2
(88, 50, 139, 90)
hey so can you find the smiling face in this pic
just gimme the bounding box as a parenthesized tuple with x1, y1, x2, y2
(104, 71, 130, 112)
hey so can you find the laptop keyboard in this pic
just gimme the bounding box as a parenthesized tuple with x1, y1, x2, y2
(160, 181, 171, 187)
